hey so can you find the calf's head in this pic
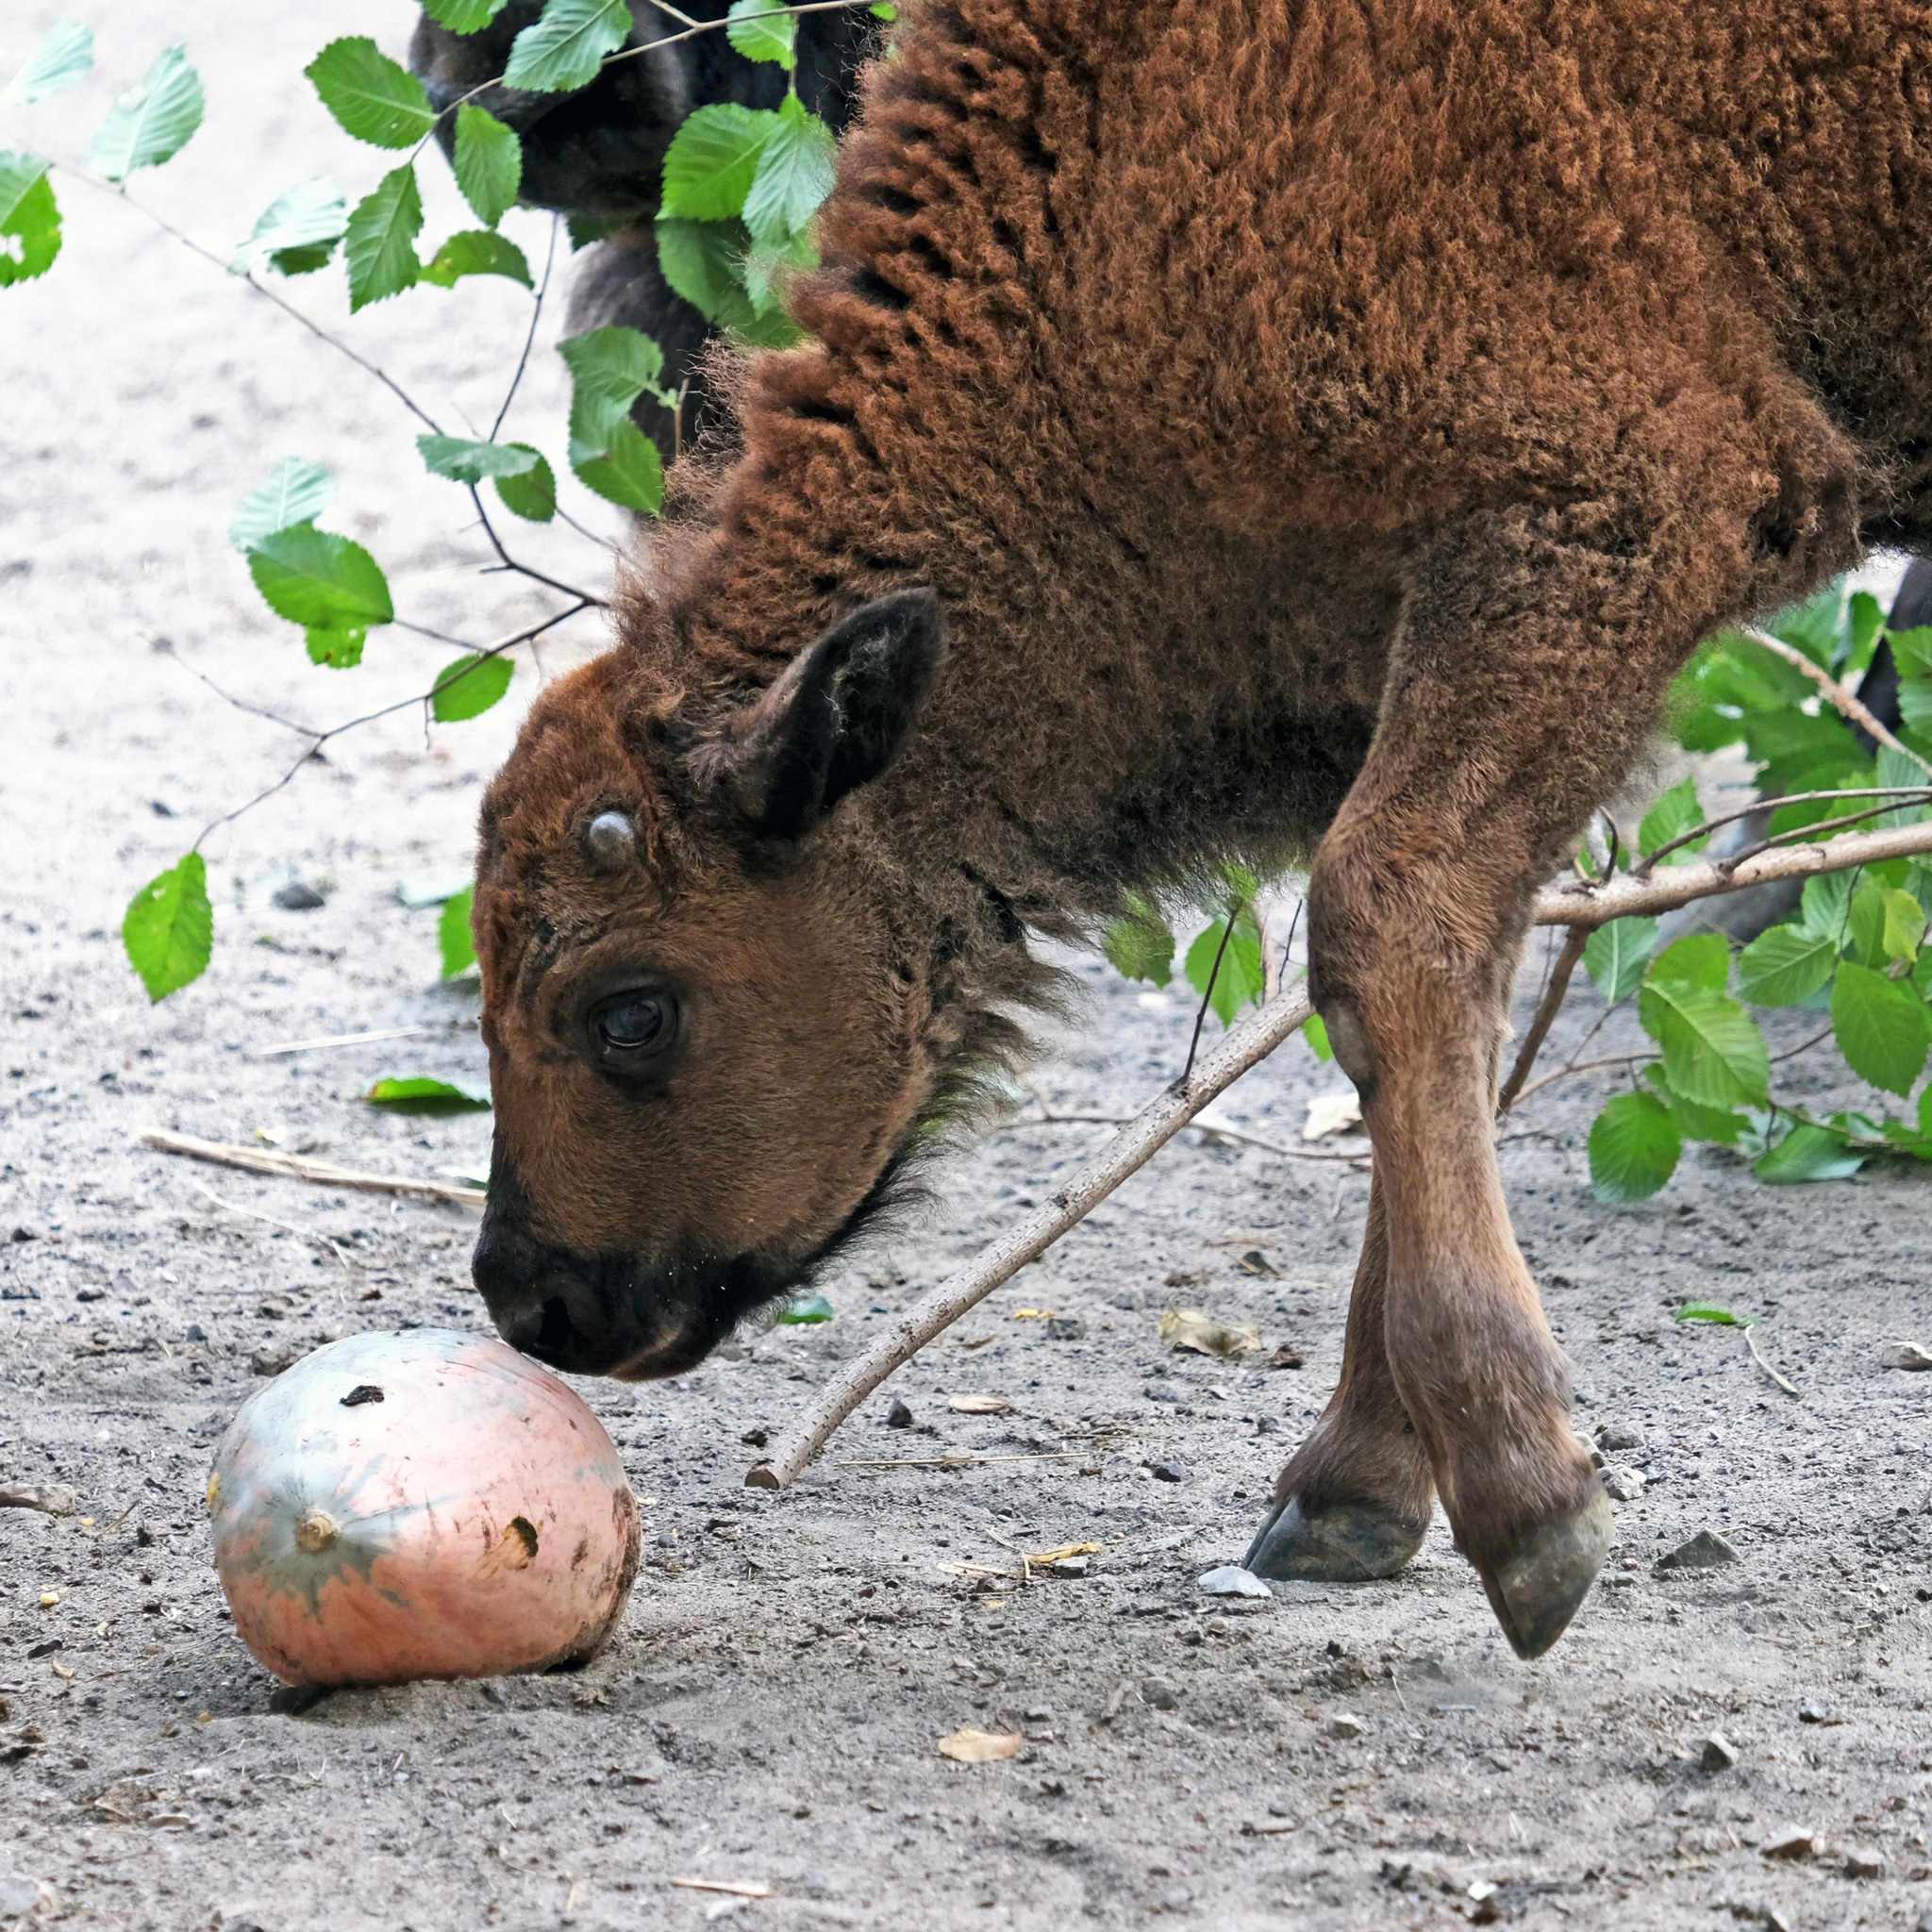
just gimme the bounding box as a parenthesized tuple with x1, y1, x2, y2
(470, 590, 949, 1377)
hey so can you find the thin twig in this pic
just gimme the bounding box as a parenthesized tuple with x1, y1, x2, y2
(51, 164, 446, 436)
(1181, 917, 1236, 1083)
(491, 214, 559, 442)
(183, 1176, 354, 1273)
(1742, 1324, 1801, 1399)
(1740, 625, 1932, 780)
(836, 1452, 1087, 1471)
(468, 487, 608, 607)
(141, 1131, 487, 1208)
(1638, 786, 1932, 873)
(1496, 925, 1588, 1114)
(252, 1025, 439, 1059)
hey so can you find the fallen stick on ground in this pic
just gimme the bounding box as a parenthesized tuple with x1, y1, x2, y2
(749, 813, 1932, 1491)
(0, 1484, 76, 1517)
(140, 1131, 487, 1209)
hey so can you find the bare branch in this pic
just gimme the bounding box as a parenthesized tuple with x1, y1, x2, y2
(1740, 625, 1932, 781)
(1496, 925, 1587, 1113)
(142, 1131, 486, 1209)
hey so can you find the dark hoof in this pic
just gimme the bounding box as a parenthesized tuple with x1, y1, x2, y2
(1243, 1494, 1428, 1582)
(1478, 1485, 1613, 1659)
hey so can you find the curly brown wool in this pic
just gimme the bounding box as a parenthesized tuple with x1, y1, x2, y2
(469, 1, 1932, 1657)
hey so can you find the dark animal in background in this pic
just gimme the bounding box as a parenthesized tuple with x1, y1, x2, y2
(458, 0, 1932, 1659)
(410, 0, 871, 452)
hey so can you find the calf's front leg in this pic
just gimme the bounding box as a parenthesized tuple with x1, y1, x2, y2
(1300, 487, 1784, 1657)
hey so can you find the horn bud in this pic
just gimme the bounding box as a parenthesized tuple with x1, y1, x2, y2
(583, 809, 636, 870)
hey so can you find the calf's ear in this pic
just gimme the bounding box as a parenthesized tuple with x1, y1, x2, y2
(716, 588, 943, 841)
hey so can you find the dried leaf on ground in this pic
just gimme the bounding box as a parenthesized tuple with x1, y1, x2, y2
(1302, 1091, 1363, 1140)
(1024, 1541, 1100, 1566)
(949, 1392, 1014, 1414)
(1159, 1307, 1261, 1357)
(938, 1727, 1022, 1762)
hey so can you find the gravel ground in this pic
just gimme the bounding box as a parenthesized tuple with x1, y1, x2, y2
(3, 5, 1931, 1928)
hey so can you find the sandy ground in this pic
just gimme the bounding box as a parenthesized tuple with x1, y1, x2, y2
(4, 5, 1932, 1928)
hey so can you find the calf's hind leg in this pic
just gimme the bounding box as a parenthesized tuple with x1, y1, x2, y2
(1306, 467, 1827, 1657)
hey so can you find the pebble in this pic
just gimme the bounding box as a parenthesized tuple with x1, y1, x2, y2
(884, 1398, 913, 1428)
(1797, 1701, 1832, 1724)
(1596, 1423, 1646, 1452)
(1149, 1457, 1188, 1483)
(1655, 1529, 1738, 1572)
(1196, 1565, 1271, 1599)
(249, 1345, 299, 1377)
(1327, 1712, 1367, 1740)
(270, 879, 326, 910)
(1602, 1466, 1645, 1502)
(1842, 1847, 1886, 1880)
(1700, 1732, 1738, 1773)
(1760, 1829, 1813, 1862)
(1142, 1678, 1180, 1710)
(1144, 1383, 1185, 1406)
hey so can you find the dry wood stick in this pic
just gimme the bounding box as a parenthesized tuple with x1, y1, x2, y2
(1496, 926, 1588, 1113)
(140, 1131, 487, 1208)
(744, 990, 1316, 1489)
(750, 812, 1932, 1491)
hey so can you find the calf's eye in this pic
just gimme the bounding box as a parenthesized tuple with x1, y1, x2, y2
(590, 991, 675, 1062)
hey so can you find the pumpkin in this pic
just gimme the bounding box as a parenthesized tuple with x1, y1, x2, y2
(208, 1327, 640, 1687)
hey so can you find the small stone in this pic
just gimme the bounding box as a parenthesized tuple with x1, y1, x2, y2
(1148, 1457, 1187, 1482)
(1196, 1565, 1271, 1599)
(1761, 1828, 1814, 1862)
(1700, 1732, 1738, 1773)
(1141, 1678, 1180, 1711)
(1797, 1700, 1830, 1724)
(1888, 1342, 1932, 1371)
(250, 1344, 299, 1377)
(183, 1324, 206, 1342)
(1842, 1847, 1886, 1880)
(884, 1398, 914, 1428)
(1144, 1383, 1184, 1406)
(1327, 1711, 1367, 1740)
(1596, 1422, 1645, 1452)
(270, 878, 326, 911)
(1655, 1529, 1738, 1573)
(1603, 1465, 1646, 1502)
(740, 1427, 768, 1448)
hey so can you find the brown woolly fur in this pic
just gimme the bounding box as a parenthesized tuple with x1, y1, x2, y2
(472, 1, 1932, 1655)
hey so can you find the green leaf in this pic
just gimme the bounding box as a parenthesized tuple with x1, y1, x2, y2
(1900, 677, 1932, 739)
(872, 2, 897, 16)
(1675, 1302, 1740, 1324)
(453, 104, 522, 228)
(1582, 916, 1657, 1005)
(1849, 884, 1924, 969)
(420, 227, 529, 288)
(726, 0, 798, 66)
(744, 93, 836, 247)
(247, 525, 393, 629)
(1638, 774, 1706, 863)
(658, 215, 757, 326)
(1797, 869, 1856, 943)
(1587, 1091, 1680, 1202)
(1103, 896, 1174, 988)
(1765, 584, 1843, 667)
(1644, 1063, 1747, 1145)
(0, 154, 59, 285)
(1755, 1121, 1865, 1185)
(775, 1293, 834, 1324)
(493, 446, 557, 522)
(344, 165, 423, 310)
(424, 0, 514, 35)
(1638, 981, 1769, 1109)
(560, 325, 667, 441)
(1890, 624, 1932, 681)
(504, 0, 632, 92)
(4, 20, 92, 106)
(741, 225, 817, 316)
(90, 44, 203, 181)
(123, 853, 212, 1003)
(305, 38, 436, 149)
(1303, 1013, 1333, 1062)
(1738, 922, 1837, 1008)
(570, 420, 663, 513)
(431, 653, 515, 722)
(230, 175, 347, 277)
(1831, 960, 1930, 1096)
(416, 434, 541, 486)
(305, 626, 365, 668)
(1847, 590, 1886, 673)
(1922, 1082, 1932, 1139)
(1646, 932, 1730, 994)
(660, 102, 779, 222)
(567, 210, 626, 250)
(228, 458, 333, 550)
(363, 1075, 491, 1114)
(438, 886, 476, 977)
(1184, 919, 1264, 1027)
